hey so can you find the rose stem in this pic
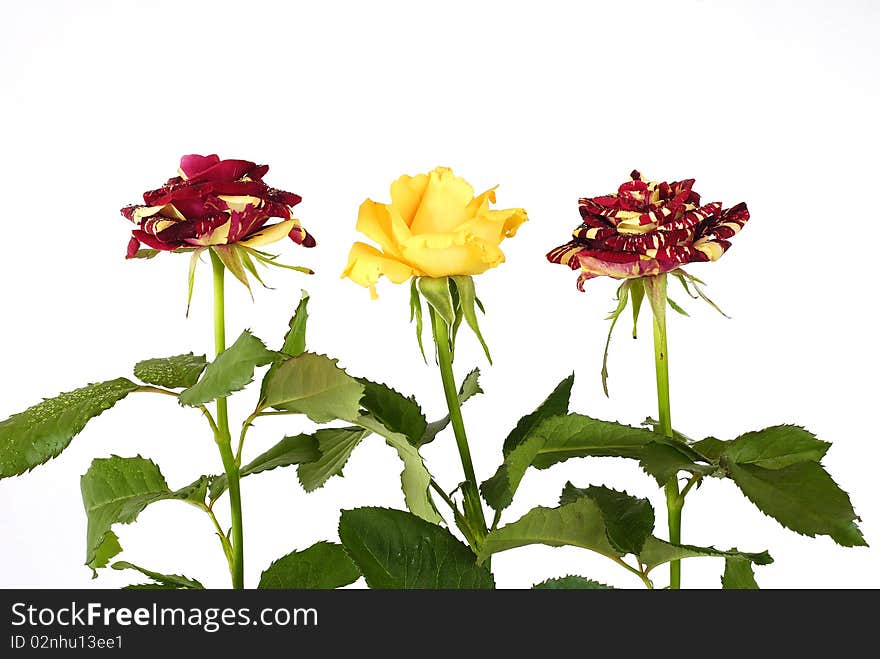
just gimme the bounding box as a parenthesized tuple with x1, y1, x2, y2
(210, 249, 245, 589)
(646, 273, 682, 589)
(431, 310, 489, 546)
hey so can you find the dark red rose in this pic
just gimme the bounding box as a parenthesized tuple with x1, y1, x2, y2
(547, 170, 748, 289)
(121, 154, 315, 258)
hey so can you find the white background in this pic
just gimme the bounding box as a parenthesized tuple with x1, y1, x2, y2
(0, 0, 877, 589)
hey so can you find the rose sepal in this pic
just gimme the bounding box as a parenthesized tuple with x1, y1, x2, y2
(413, 275, 491, 364)
(600, 269, 728, 396)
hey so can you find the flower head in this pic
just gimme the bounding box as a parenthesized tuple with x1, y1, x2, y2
(121, 154, 315, 258)
(547, 170, 748, 290)
(343, 167, 527, 298)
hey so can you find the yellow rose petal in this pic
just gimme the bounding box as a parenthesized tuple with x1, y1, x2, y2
(462, 207, 528, 244)
(356, 200, 409, 257)
(341, 242, 416, 299)
(239, 218, 297, 248)
(465, 186, 497, 218)
(389, 173, 430, 226)
(399, 232, 503, 278)
(693, 239, 724, 261)
(409, 167, 476, 234)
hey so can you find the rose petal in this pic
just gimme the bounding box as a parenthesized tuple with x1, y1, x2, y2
(288, 223, 316, 247)
(239, 218, 298, 248)
(184, 219, 231, 246)
(179, 154, 220, 179)
(460, 207, 528, 245)
(399, 232, 503, 278)
(547, 239, 587, 269)
(130, 229, 182, 252)
(187, 159, 260, 184)
(227, 205, 269, 243)
(341, 242, 417, 299)
(389, 172, 430, 226)
(356, 200, 409, 257)
(265, 187, 302, 207)
(126, 236, 141, 259)
(409, 167, 476, 234)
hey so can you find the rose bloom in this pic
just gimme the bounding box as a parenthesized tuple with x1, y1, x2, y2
(343, 167, 527, 297)
(121, 154, 315, 258)
(547, 170, 748, 289)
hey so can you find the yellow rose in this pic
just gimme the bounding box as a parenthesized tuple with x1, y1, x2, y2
(342, 167, 527, 297)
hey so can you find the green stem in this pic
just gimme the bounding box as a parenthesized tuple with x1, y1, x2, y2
(198, 503, 234, 570)
(646, 274, 682, 589)
(236, 410, 261, 465)
(429, 479, 461, 517)
(210, 250, 245, 589)
(431, 310, 488, 543)
(610, 556, 654, 589)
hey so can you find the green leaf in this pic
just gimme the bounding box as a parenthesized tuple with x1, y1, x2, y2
(639, 441, 710, 487)
(641, 417, 698, 446)
(174, 475, 209, 504)
(111, 561, 204, 589)
(457, 367, 483, 402)
(533, 575, 614, 589)
(298, 427, 371, 492)
(280, 291, 310, 357)
(134, 353, 207, 389)
(0, 378, 139, 478)
(560, 483, 654, 555)
(417, 277, 455, 328)
(692, 436, 727, 462)
(357, 415, 441, 524)
(213, 245, 252, 293)
(531, 414, 657, 468)
(721, 557, 760, 589)
(723, 425, 830, 469)
(479, 497, 620, 563)
(179, 331, 277, 407)
(481, 413, 656, 511)
(338, 507, 494, 589)
(503, 373, 574, 457)
(358, 379, 427, 445)
(81, 455, 176, 566)
(451, 275, 492, 364)
(259, 541, 360, 589)
(261, 352, 365, 423)
(416, 368, 482, 448)
(638, 536, 773, 572)
(88, 530, 122, 573)
(601, 280, 630, 397)
(261, 292, 310, 398)
(123, 583, 180, 590)
(482, 374, 575, 511)
(724, 461, 866, 546)
(630, 278, 645, 339)
(210, 434, 321, 500)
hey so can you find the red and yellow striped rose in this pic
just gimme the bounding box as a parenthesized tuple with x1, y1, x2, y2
(547, 170, 748, 289)
(121, 154, 315, 258)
